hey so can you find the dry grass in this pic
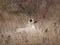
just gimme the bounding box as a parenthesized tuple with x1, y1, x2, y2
(0, 0, 60, 45)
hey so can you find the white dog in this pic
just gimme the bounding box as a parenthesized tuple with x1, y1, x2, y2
(16, 19, 37, 32)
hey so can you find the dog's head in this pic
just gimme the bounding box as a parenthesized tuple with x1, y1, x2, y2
(28, 19, 37, 25)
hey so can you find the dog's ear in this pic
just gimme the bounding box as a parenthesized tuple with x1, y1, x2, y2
(34, 21, 37, 23)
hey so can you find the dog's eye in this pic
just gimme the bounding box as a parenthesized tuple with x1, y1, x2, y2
(30, 19, 33, 22)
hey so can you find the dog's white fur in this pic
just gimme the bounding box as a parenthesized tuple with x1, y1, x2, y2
(16, 19, 36, 32)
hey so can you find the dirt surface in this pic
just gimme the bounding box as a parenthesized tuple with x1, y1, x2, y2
(0, 0, 60, 45)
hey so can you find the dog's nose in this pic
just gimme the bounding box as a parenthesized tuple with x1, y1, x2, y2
(34, 21, 37, 23)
